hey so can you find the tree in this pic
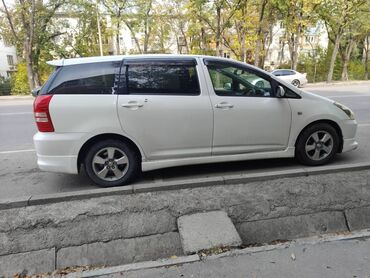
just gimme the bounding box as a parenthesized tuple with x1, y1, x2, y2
(1, 0, 65, 89)
(272, 0, 322, 70)
(320, 0, 367, 82)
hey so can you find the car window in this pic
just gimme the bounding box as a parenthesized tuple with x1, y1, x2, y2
(282, 70, 295, 76)
(126, 64, 200, 95)
(207, 64, 272, 97)
(272, 70, 282, 76)
(47, 62, 120, 95)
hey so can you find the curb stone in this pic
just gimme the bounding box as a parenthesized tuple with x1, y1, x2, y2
(65, 254, 200, 278)
(0, 162, 369, 210)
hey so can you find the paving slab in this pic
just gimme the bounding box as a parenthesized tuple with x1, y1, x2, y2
(177, 211, 242, 254)
(345, 206, 370, 231)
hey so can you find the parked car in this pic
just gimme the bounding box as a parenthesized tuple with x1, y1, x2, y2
(33, 55, 358, 187)
(271, 69, 308, 87)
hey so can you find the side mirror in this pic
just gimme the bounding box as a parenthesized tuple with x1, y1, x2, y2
(276, 85, 285, 98)
(31, 87, 41, 97)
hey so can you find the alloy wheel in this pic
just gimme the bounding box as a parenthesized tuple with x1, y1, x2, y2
(92, 147, 129, 181)
(305, 131, 333, 161)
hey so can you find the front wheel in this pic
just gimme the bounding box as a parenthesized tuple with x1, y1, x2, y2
(295, 123, 340, 166)
(84, 139, 140, 187)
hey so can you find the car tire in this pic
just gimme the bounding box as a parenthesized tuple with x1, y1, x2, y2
(84, 139, 140, 187)
(292, 79, 300, 87)
(295, 123, 340, 166)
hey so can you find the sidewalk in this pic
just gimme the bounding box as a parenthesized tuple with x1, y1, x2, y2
(73, 231, 370, 278)
(305, 80, 370, 87)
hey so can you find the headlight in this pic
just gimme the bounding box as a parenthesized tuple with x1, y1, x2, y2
(334, 102, 355, 120)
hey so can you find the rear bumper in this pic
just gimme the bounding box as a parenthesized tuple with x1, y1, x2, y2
(37, 154, 78, 174)
(33, 132, 84, 174)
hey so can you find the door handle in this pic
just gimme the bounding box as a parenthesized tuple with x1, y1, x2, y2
(215, 102, 234, 109)
(121, 101, 144, 108)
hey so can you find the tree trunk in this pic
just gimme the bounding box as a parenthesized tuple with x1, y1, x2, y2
(24, 42, 37, 90)
(340, 38, 355, 81)
(215, 6, 221, 56)
(115, 17, 121, 55)
(327, 33, 342, 82)
(254, 0, 267, 67)
(365, 36, 369, 80)
(124, 21, 142, 53)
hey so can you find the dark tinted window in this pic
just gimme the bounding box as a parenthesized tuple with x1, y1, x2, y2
(47, 62, 120, 95)
(282, 70, 295, 76)
(272, 70, 283, 76)
(127, 65, 200, 95)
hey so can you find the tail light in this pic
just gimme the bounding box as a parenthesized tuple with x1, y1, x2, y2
(33, 95, 54, 132)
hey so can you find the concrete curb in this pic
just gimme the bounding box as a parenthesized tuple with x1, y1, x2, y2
(305, 80, 370, 87)
(0, 95, 33, 100)
(205, 229, 370, 261)
(64, 230, 370, 277)
(65, 254, 200, 278)
(1, 162, 369, 211)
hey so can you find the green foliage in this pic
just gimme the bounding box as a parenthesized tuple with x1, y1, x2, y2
(0, 77, 11, 96)
(10, 63, 30, 95)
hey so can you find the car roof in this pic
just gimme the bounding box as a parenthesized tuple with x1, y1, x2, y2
(47, 54, 209, 66)
(47, 54, 262, 71)
(47, 54, 271, 78)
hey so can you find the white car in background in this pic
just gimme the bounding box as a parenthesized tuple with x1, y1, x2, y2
(271, 69, 308, 87)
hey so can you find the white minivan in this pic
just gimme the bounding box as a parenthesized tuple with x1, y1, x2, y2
(33, 55, 358, 187)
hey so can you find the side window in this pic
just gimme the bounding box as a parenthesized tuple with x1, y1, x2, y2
(127, 64, 200, 95)
(47, 62, 120, 95)
(273, 70, 282, 76)
(282, 70, 294, 76)
(207, 63, 272, 97)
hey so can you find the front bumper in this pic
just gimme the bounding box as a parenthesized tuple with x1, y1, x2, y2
(339, 119, 358, 153)
(341, 138, 358, 153)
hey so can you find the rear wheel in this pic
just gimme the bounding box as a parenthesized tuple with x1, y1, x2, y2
(292, 79, 300, 87)
(84, 139, 140, 187)
(295, 123, 339, 166)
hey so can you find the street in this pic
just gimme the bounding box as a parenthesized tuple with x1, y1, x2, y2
(0, 83, 369, 200)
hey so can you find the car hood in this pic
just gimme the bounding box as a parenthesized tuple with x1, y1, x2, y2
(299, 89, 335, 104)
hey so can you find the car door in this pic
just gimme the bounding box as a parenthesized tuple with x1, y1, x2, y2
(116, 58, 213, 160)
(203, 59, 292, 155)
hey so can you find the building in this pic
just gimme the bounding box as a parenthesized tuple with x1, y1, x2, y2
(264, 21, 328, 70)
(0, 36, 17, 78)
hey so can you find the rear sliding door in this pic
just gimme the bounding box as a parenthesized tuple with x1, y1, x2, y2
(117, 58, 213, 160)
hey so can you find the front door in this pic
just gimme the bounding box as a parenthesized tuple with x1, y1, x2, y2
(204, 59, 292, 155)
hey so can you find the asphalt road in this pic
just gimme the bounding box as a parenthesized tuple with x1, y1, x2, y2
(0, 83, 369, 200)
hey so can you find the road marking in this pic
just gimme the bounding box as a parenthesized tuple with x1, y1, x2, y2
(358, 123, 370, 127)
(0, 112, 33, 116)
(0, 149, 35, 154)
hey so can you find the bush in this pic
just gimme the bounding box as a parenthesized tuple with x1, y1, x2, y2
(0, 76, 11, 96)
(10, 63, 30, 95)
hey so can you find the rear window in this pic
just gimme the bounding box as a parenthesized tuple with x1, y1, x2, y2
(43, 62, 121, 95)
(126, 64, 200, 95)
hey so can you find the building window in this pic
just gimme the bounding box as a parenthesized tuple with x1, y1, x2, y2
(7, 55, 14, 66)
(2, 37, 11, 47)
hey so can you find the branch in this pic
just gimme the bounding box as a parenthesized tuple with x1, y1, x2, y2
(1, 0, 19, 40)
